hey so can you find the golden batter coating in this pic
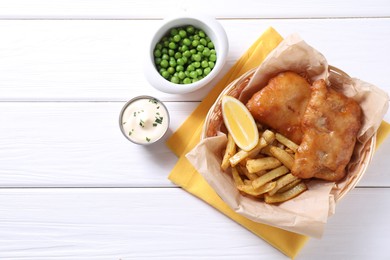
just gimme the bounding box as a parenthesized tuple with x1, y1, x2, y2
(292, 79, 362, 181)
(246, 71, 311, 144)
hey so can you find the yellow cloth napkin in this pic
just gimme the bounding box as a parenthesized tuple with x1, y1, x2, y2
(166, 27, 390, 259)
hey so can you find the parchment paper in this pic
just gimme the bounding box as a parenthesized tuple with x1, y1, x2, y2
(186, 34, 389, 238)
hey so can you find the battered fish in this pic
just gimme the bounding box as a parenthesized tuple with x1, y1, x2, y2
(292, 79, 362, 182)
(246, 71, 311, 144)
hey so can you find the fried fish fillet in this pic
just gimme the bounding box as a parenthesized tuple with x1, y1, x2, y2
(246, 71, 311, 144)
(292, 79, 362, 182)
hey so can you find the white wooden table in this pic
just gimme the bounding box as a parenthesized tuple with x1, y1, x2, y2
(0, 1, 389, 259)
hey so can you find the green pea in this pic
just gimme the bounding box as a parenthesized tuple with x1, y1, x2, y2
(193, 61, 201, 68)
(192, 78, 200, 83)
(204, 67, 211, 76)
(209, 54, 217, 62)
(174, 52, 182, 59)
(201, 60, 208, 68)
(178, 71, 186, 79)
(183, 50, 191, 58)
(161, 48, 168, 54)
(162, 70, 170, 79)
(186, 26, 195, 34)
(193, 35, 200, 41)
(202, 47, 210, 57)
(190, 49, 196, 54)
(208, 61, 215, 69)
(167, 67, 175, 74)
(171, 76, 179, 84)
(196, 45, 204, 52)
(176, 65, 184, 72)
(190, 71, 198, 79)
(155, 57, 162, 65)
(183, 38, 191, 46)
(210, 49, 216, 55)
(168, 49, 175, 56)
(155, 43, 163, 50)
(183, 77, 192, 84)
(169, 59, 176, 67)
(200, 38, 207, 46)
(176, 58, 185, 66)
(196, 68, 203, 76)
(187, 65, 195, 71)
(154, 49, 161, 58)
(173, 34, 181, 42)
(170, 28, 178, 36)
(198, 30, 205, 38)
(163, 40, 169, 47)
(192, 40, 199, 47)
(181, 56, 188, 64)
(181, 45, 189, 52)
(160, 60, 169, 68)
(193, 54, 201, 62)
(162, 54, 169, 60)
(168, 42, 176, 49)
(179, 30, 187, 38)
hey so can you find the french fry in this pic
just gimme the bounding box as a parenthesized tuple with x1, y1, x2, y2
(231, 167, 244, 186)
(237, 182, 276, 197)
(269, 145, 295, 170)
(238, 164, 258, 180)
(252, 166, 289, 189)
(264, 182, 307, 204)
(221, 133, 236, 171)
(275, 133, 299, 153)
(229, 135, 268, 167)
(262, 129, 275, 144)
(260, 145, 273, 156)
(246, 157, 282, 174)
(254, 170, 267, 177)
(277, 179, 302, 193)
(244, 179, 252, 185)
(267, 173, 299, 196)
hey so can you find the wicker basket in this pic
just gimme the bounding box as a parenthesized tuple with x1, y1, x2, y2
(201, 66, 376, 201)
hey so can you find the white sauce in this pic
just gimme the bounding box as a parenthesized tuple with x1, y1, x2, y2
(121, 98, 169, 144)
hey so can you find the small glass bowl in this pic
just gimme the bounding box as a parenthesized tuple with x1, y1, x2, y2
(119, 95, 170, 145)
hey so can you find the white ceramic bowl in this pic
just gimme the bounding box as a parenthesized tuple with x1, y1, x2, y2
(145, 14, 229, 94)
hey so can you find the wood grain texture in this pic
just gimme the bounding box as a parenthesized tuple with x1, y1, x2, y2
(0, 1, 389, 259)
(0, 102, 197, 187)
(0, 0, 389, 19)
(0, 187, 388, 259)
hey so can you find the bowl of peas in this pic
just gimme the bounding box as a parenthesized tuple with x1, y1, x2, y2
(145, 14, 228, 94)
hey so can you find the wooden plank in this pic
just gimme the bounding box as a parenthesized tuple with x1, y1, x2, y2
(0, 187, 388, 259)
(0, 19, 389, 116)
(0, 102, 388, 187)
(0, 0, 389, 19)
(0, 102, 195, 187)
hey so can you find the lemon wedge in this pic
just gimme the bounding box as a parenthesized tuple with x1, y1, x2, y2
(221, 96, 259, 151)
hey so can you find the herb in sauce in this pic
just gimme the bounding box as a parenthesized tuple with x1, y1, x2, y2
(121, 97, 169, 144)
(149, 98, 158, 105)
